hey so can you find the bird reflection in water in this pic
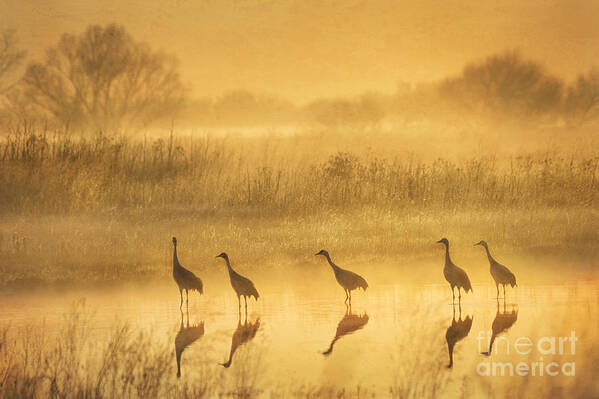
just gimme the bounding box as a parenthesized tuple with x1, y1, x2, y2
(221, 313, 261, 368)
(175, 308, 205, 378)
(481, 299, 518, 356)
(445, 303, 473, 368)
(322, 304, 369, 356)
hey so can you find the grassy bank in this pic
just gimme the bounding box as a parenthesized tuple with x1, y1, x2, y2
(0, 131, 597, 287)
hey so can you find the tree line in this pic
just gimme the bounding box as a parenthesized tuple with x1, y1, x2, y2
(1, 24, 598, 134)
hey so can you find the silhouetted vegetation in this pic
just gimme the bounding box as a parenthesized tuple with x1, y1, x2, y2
(439, 51, 563, 120)
(2, 24, 599, 132)
(2, 300, 598, 398)
(5, 24, 184, 134)
(564, 68, 599, 125)
(0, 130, 596, 286)
(0, 132, 596, 214)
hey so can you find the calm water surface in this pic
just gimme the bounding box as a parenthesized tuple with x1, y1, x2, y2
(1, 273, 598, 396)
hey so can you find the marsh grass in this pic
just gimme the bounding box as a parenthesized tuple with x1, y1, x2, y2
(1, 130, 597, 214)
(0, 300, 213, 399)
(0, 130, 597, 286)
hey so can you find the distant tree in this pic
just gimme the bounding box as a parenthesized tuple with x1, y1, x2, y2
(0, 30, 26, 131)
(20, 24, 185, 133)
(440, 51, 563, 119)
(564, 68, 599, 124)
(0, 30, 26, 101)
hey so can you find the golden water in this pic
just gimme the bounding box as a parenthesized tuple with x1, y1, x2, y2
(1, 266, 598, 397)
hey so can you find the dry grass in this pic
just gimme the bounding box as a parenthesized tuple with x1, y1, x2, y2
(0, 130, 597, 287)
(1, 130, 597, 214)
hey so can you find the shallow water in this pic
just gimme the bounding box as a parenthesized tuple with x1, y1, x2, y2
(1, 270, 599, 396)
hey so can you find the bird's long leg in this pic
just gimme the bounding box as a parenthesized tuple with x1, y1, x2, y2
(179, 289, 183, 309)
(496, 283, 499, 299)
(237, 295, 241, 316)
(503, 284, 506, 299)
(244, 296, 248, 315)
(451, 286, 455, 304)
(458, 287, 462, 302)
(186, 289, 189, 311)
(344, 289, 349, 304)
(349, 290, 352, 305)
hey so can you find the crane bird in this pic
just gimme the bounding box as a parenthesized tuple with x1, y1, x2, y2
(481, 300, 518, 356)
(172, 237, 204, 309)
(445, 304, 473, 368)
(322, 306, 369, 356)
(216, 252, 260, 314)
(315, 249, 368, 304)
(474, 240, 517, 298)
(437, 238, 472, 303)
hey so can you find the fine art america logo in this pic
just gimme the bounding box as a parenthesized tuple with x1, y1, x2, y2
(476, 331, 577, 377)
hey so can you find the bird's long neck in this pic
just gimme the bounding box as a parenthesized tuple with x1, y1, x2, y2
(443, 243, 452, 266)
(223, 337, 238, 367)
(447, 341, 455, 368)
(223, 348, 234, 368)
(176, 348, 182, 378)
(323, 336, 339, 355)
(483, 245, 494, 264)
(173, 244, 180, 270)
(324, 254, 340, 272)
(224, 257, 234, 275)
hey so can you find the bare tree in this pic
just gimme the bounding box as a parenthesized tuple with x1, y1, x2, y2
(20, 24, 185, 133)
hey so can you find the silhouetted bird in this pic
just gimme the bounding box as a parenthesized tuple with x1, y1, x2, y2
(216, 252, 260, 314)
(437, 238, 472, 303)
(315, 250, 368, 304)
(481, 300, 518, 356)
(445, 304, 473, 368)
(221, 315, 261, 368)
(172, 237, 204, 309)
(474, 240, 517, 298)
(322, 305, 369, 356)
(175, 310, 205, 378)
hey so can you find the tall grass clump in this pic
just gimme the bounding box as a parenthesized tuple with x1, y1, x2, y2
(1, 131, 597, 215)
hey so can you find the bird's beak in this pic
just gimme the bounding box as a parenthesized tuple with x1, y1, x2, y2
(436, 240, 442, 243)
(314, 252, 320, 256)
(215, 255, 220, 258)
(474, 242, 481, 246)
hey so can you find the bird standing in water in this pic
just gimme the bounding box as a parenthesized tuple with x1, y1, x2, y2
(474, 240, 517, 298)
(437, 238, 472, 303)
(172, 237, 204, 309)
(216, 252, 260, 315)
(315, 250, 368, 304)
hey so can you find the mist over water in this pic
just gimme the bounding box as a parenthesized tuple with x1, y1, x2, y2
(1, 262, 598, 397)
(1, 1, 599, 398)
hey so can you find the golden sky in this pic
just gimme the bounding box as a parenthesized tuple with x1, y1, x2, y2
(1, 0, 598, 102)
